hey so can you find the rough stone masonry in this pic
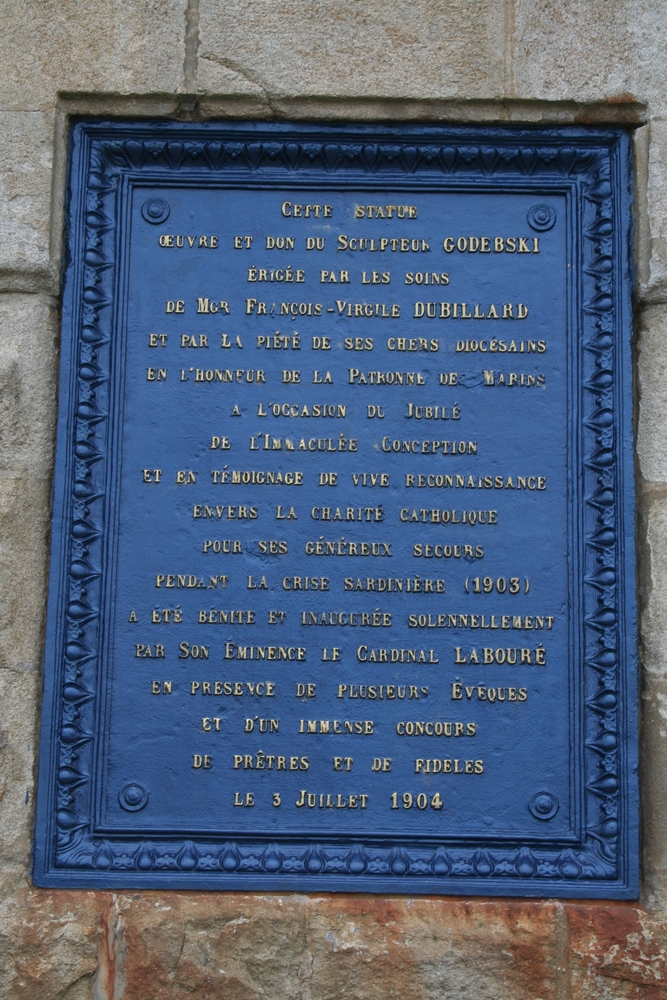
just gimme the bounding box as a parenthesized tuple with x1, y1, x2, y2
(2, 1, 667, 997)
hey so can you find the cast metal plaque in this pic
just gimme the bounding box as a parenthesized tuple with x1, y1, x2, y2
(34, 123, 638, 896)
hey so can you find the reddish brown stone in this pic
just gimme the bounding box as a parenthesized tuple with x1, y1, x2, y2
(5, 890, 667, 998)
(0, 888, 102, 999)
(0, 890, 560, 999)
(567, 902, 667, 998)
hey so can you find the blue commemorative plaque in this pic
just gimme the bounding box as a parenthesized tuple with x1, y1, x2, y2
(34, 122, 638, 896)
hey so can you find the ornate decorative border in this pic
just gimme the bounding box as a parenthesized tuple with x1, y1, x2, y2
(34, 123, 637, 896)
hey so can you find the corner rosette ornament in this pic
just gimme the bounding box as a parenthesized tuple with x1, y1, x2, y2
(529, 791, 559, 821)
(141, 198, 170, 224)
(118, 782, 149, 812)
(527, 203, 556, 231)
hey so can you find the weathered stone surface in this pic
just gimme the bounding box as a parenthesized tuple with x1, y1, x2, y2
(637, 305, 667, 484)
(644, 120, 667, 303)
(196, 55, 275, 115)
(0, 671, 40, 866)
(640, 493, 667, 906)
(3, 892, 667, 999)
(305, 896, 559, 1000)
(0, 114, 55, 283)
(0, 295, 59, 992)
(0, 294, 58, 476)
(512, 1, 667, 116)
(634, 125, 652, 294)
(0, 1, 185, 110)
(0, 472, 53, 675)
(0, 296, 57, 675)
(568, 903, 667, 998)
(197, 1, 507, 105)
(0, 887, 100, 1000)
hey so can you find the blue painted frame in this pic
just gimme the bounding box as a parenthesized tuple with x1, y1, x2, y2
(34, 122, 638, 896)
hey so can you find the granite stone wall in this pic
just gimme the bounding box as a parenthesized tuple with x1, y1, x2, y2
(1, 3, 666, 997)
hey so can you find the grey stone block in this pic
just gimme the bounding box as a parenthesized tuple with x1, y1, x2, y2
(0, 295, 57, 676)
(512, 1, 667, 116)
(0, 113, 55, 283)
(0, 0, 186, 110)
(637, 304, 667, 484)
(0, 294, 58, 476)
(641, 492, 667, 905)
(645, 120, 667, 303)
(0, 472, 52, 675)
(0, 876, 100, 999)
(0, 670, 40, 866)
(197, 0, 507, 105)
